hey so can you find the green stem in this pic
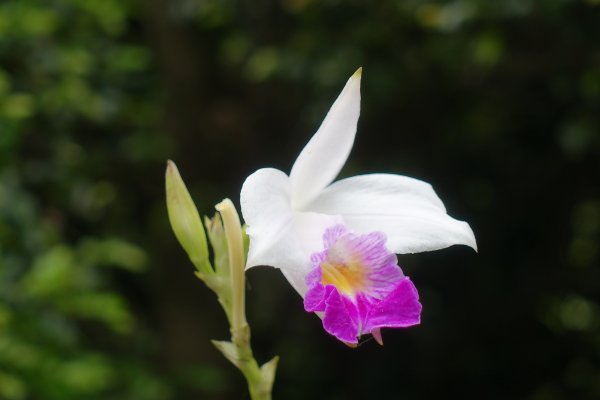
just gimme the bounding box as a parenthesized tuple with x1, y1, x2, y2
(165, 163, 276, 398)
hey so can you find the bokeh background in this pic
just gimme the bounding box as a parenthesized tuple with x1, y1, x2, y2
(1, 0, 599, 399)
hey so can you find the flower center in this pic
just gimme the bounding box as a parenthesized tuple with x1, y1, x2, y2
(319, 240, 369, 296)
(309, 225, 405, 301)
(321, 260, 368, 296)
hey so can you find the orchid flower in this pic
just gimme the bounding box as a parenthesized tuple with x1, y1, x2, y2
(240, 68, 477, 345)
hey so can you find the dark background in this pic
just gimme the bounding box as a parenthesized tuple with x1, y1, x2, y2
(0, 0, 599, 399)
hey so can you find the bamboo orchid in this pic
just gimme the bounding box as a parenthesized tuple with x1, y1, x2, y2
(240, 68, 477, 344)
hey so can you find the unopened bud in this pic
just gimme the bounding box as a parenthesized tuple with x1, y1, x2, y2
(165, 160, 210, 273)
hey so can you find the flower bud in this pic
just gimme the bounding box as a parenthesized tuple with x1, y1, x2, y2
(215, 198, 248, 340)
(165, 160, 210, 273)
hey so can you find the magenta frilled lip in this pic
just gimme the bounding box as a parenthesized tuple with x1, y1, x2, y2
(304, 225, 422, 344)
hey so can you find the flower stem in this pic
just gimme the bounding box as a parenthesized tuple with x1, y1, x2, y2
(165, 163, 277, 399)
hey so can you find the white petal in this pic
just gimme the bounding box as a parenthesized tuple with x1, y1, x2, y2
(240, 168, 341, 296)
(289, 68, 362, 210)
(307, 174, 478, 253)
(240, 168, 294, 268)
(280, 268, 310, 298)
(277, 211, 343, 296)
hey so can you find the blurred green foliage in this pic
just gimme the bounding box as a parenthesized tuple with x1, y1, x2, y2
(0, 0, 599, 399)
(0, 0, 172, 398)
